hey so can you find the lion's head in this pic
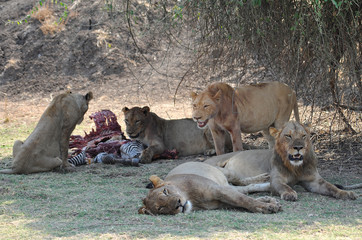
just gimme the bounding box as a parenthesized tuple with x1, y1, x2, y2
(139, 175, 192, 215)
(122, 106, 150, 139)
(191, 85, 227, 129)
(270, 121, 313, 171)
(46, 91, 93, 127)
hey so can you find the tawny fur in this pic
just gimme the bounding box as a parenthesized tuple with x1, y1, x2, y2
(0, 91, 93, 174)
(122, 106, 232, 164)
(139, 162, 281, 215)
(191, 82, 300, 154)
(205, 121, 358, 201)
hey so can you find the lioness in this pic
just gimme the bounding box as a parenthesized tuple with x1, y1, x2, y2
(139, 162, 282, 215)
(191, 82, 300, 154)
(122, 106, 232, 163)
(205, 121, 358, 201)
(0, 91, 93, 174)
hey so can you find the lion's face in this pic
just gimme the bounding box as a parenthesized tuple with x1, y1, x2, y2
(271, 121, 311, 167)
(122, 106, 149, 139)
(139, 176, 192, 215)
(190, 91, 220, 129)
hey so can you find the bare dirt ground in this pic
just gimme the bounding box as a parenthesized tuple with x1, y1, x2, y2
(0, 0, 361, 182)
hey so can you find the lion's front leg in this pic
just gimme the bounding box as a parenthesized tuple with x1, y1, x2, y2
(217, 186, 282, 214)
(140, 141, 165, 164)
(301, 175, 357, 200)
(229, 126, 243, 152)
(270, 173, 298, 201)
(209, 122, 227, 155)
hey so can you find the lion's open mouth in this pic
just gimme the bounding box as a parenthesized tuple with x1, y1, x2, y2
(197, 120, 208, 129)
(288, 154, 303, 161)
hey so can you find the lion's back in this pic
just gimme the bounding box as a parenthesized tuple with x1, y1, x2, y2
(162, 118, 213, 156)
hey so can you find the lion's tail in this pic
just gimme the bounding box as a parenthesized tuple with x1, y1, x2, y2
(292, 91, 300, 123)
(335, 183, 362, 190)
(0, 168, 17, 174)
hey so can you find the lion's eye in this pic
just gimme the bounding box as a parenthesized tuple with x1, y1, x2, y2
(204, 105, 209, 109)
(193, 104, 196, 108)
(285, 135, 292, 140)
(163, 188, 169, 195)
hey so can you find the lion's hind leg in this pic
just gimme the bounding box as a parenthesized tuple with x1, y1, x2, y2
(301, 176, 357, 200)
(12, 140, 23, 158)
(233, 182, 270, 194)
(29, 157, 63, 173)
(218, 167, 269, 186)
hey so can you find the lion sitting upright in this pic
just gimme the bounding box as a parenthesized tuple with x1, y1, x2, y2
(139, 162, 281, 215)
(191, 82, 300, 154)
(122, 106, 232, 164)
(205, 121, 358, 201)
(0, 91, 93, 174)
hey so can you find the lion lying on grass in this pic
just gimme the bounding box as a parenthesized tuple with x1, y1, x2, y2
(122, 106, 232, 163)
(139, 162, 281, 215)
(205, 121, 358, 201)
(0, 91, 93, 174)
(191, 82, 299, 154)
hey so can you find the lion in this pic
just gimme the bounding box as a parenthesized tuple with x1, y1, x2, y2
(205, 121, 358, 201)
(122, 106, 232, 164)
(0, 91, 93, 174)
(191, 82, 300, 155)
(138, 161, 282, 215)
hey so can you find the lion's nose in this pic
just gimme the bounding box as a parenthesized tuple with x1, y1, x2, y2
(293, 146, 303, 151)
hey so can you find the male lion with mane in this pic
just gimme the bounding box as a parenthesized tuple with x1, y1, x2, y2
(0, 91, 93, 174)
(205, 121, 358, 201)
(191, 82, 299, 154)
(122, 106, 232, 163)
(139, 162, 281, 215)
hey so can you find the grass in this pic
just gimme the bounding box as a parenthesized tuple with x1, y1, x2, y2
(0, 120, 361, 239)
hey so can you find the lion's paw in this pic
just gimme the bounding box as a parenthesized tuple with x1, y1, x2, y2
(204, 148, 216, 156)
(254, 202, 282, 214)
(336, 190, 357, 200)
(140, 149, 153, 164)
(281, 190, 298, 201)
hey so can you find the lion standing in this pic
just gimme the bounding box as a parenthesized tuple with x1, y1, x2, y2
(191, 82, 300, 154)
(0, 91, 93, 174)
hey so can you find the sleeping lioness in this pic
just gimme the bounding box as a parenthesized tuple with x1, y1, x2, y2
(0, 91, 93, 174)
(122, 106, 232, 163)
(205, 121, 358, 201)
(139, 162, 281, 215)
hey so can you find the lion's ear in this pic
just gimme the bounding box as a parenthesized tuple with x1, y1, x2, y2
(85, 92, 93, 101)
(149, 175, 164, 188)
(138, 206, 148, 214)
(269, 127, 280, 138)
(142, 106, 150, 115)
(122, 107, 129, 113)
(303, 122, 311, 132)
(138, 206, 154, 215)
(190, 92, 197, 100)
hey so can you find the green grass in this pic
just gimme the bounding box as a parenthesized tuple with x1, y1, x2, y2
(0, 122, 361, 239)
